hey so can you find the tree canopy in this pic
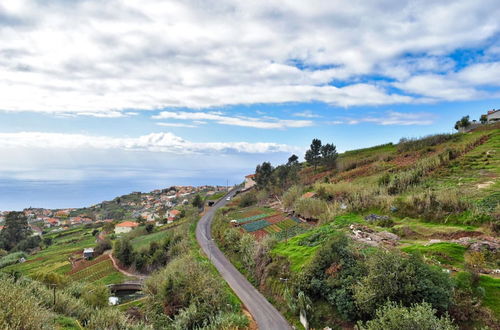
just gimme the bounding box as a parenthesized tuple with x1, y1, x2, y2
(0, 212, 32, 251)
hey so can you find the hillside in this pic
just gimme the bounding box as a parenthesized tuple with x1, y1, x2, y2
(212, 124, 500, 329)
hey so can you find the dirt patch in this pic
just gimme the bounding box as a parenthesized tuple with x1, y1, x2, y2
(242, 307, 258, 330)
(477, 181, 495, 189)
(390, 152, 422, 168)
(265, 214, 287, 224)
(237, 208, 267, 218)
(332, 163, 375, 183)
(431, 230, 484, 240)
(251, 229, 268, 240)
(68, 254, 109, 275)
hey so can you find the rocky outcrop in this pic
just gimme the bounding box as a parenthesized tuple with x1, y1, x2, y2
(349, 224, 400, 246)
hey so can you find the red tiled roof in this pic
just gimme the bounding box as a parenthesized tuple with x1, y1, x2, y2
(116, 221, 139, 228)
(169, 210, 181, 216)
(245, 174, 256, 178)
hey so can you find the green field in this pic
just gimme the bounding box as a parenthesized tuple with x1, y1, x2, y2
(480, 275, 500, 318)
(130, 229, 170, 250)
(2, 226, 96, 275)
(1, 225, 128, 285)
(401, 242, 467, 268)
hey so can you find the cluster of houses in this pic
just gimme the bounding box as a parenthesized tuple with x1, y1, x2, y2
(0, 185, 229, 232)
(113, 209, 183, 235)
(458, 109, 500, 132)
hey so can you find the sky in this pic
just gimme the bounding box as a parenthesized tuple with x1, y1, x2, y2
(0, 0, 499, 210)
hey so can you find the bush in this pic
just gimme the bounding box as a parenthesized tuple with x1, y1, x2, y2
(0, 276, 55, 329)
(32, 271, 69, 288)
(0, 251, 27, 269)
(353, 251, 453, 317)
(94, 238, 112, 255)
(293, 197, 328, 220)
(144, 253, 240, 329)
(397, 133, 457, 153)
(297, 233, 364, 321)
(238, 192, 258, 207)
(282, 185, 303, 210)
(397, 189, 473, 222)
(356, 302, 457, 330)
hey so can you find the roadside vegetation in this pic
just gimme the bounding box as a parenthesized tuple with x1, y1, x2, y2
(212, 122, 500, 329)
(1, 200, 248, 328)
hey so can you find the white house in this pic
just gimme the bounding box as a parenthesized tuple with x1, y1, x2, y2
(487, 109, 500, 123)
(244, 174, 256, 190)
(114, 221, 139, 234)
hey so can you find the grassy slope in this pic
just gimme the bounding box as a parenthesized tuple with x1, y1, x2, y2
(222, 125, 499, 326)
(480, 275, 500, 318)
(2, 226, 128, 285)
(130, 229, 170, 250)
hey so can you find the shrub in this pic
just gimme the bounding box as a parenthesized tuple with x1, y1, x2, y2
(238, 191, 258, 207)
(94, 238, 112, 255)
(0, 251, 27, 269)
(297, 233, 364, 321)
(144, 253, 239, 329)
(398, 189, 472, 222)
(353, 251, 453, 317)
(397, 133, 457, 153)
(293, 197, 328, 220)
(282, 185, 303, 210)
(32, 271, 69, 288)
(356, 302, 457, 330)
(0, 276, 55, 329)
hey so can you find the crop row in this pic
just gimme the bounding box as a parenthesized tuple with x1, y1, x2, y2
(71, 260, 116, 282)
(241, 220, 271, 232)
(234, 213, 271, 224)
(69, 255, 109, 275)
(263, 224, 281, 233)
(276, 219, 297, 230)
(273, 225, 308, 240)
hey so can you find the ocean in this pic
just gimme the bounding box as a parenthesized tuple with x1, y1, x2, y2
(0, 176, 231, 211)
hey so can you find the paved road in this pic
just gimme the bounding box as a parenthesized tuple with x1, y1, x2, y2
(196, 189, 292, 330)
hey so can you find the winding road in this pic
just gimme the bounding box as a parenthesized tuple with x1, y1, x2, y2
(196, 189, 292, 330)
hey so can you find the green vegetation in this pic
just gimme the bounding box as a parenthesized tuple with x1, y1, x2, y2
(273, 231, 323, 272)
(0, 274, 146, 329)
(0, 211, 41, 252)
(357, 302, 456, 330)
(130, 229, 170, 250)
(212, 124, 499, 328)
(479, 276, 500, 318)
(401, 243, 467, 268)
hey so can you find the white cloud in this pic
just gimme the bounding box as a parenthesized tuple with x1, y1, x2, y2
(0, 131, 297, 154)
(292, 110, 320, 118)
(333, 111, 436, 126)
(156, 122, 198, 128)
(153, 111, 313, 129)
(394, 61, 500, 101)
(0, 0, 498, 114)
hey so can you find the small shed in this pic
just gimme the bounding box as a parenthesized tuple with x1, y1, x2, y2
(83, 248, 94, 260)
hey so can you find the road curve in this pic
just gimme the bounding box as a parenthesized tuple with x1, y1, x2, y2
(196, 189, 292, 330)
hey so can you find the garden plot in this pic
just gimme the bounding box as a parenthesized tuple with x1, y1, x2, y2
(234, 212, 306, 240)
(69, 255, 126, 284)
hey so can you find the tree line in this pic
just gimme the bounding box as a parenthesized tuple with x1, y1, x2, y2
(254, 138, 338, 192)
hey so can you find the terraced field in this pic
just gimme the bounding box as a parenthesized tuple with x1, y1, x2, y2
(2, 225, 129, 285)
(71, 258, 115, 281)
(234, 211, 307, 240)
